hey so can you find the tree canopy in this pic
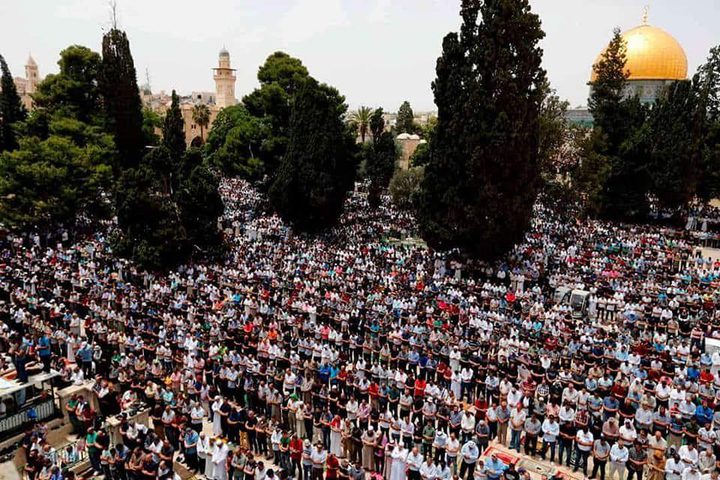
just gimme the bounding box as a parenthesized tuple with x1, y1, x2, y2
(396, 101, 416, 134)
(0, 135, 112, 229)
(33, 46, 102, 125)
(0, 54, 27, 152)
(418, 0, 546, 259)
(0, 45, 114, 231)
(242, 52, 310, 181)
(204, 104, 269, 179)
(100, 28, 145, 169)
(582, 28, 649, 219)
(365, 108, 398, 207)
(645, 80, 703, 209)
(269, 78, 357, 230)
(163, 90, 186, 163)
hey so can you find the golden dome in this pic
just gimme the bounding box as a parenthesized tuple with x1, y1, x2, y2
(590, 23, 687, 82)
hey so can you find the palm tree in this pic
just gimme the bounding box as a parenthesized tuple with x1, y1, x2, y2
(192, 104, 211, 144)
(350, 106, 373, 143)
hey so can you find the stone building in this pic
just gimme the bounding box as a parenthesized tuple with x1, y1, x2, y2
(11, 55, 41, 111)
(213, 48, 236, 109)
(396, 133, 425, 170)
(142, 48, 237, 146)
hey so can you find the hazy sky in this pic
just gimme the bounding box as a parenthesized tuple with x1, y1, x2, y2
(1, 0, 718, 111)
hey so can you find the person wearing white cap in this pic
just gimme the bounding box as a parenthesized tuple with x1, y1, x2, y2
(211, 439, 229, 480)
(212, 396, 224, 437)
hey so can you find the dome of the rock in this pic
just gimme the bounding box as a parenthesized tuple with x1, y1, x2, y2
(590, 23, 687, 82)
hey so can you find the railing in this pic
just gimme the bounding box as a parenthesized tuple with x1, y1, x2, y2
(0, 398, 55, 438)
(56, 438, 89, 472)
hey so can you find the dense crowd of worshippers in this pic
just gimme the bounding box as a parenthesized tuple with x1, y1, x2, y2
(4, 179, 720, 480)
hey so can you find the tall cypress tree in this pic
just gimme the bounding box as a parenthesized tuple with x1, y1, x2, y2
(418, 0, 546, 259)
(646, 80, 702, 209)
(697, 46, 720, 200)
(269, 78, 357, 231)
(163, 90, 186, 162)
(366, 108, 398, 207)
(100, 28, 144, 169)
(587, 28, 649, 219)
(396, 101, 416, 134)
(0, 54, 27, 152)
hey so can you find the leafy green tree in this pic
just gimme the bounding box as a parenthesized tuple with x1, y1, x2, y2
(350, 106, 373, 143)
(389, 167, 424, 209)
(142, 108, 162, 146)
(538, 83, 570, 177)
(410, 142, 430, 167)
(0, 54, 27, 152)
(243, 52, 310, 180)
(205, 104, 268, 178)
(572, 133, 611, 217)
(33, 46, 102, 125)
(417, 0, 546, 259)
(144, 145, 174, 195)
(100, 28, 144, 169)
(0, 135, 112, 229)
(176, 149, 224, 255)
(192, 103, 211, 143)
(256, 51, 309, 94)
(366, 108, 398, 207)
(213, 120, 267, 179)
(113, 161, 187, 271)
(396, 101, 416, 134)
(113, 146, 224, 270)
(588, 28, 649, 219)
(697, 46, 720, 200)
(417, 115, 437, 139)
(411, 118, 436, 167)
(269, 78, 357, 230)
(163, 90, 186, 163)
(0, 46, 115, 231)
(645, 80, 702, 209)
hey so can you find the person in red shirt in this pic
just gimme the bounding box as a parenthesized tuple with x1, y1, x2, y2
(325, 452, 340, 479)
(700, 368, 714, 384)
(368, 381, 380, 403)
(414, 378, 427, 398)
(289, 433, 304, 479)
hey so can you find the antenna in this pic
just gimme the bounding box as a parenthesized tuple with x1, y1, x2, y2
(109, 0, 118, 29)
(642, 5, 649, 25)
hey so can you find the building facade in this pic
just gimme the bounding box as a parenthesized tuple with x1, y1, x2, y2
(141, 48, 237, 146)
(11, 55, 41, 111)
(213, 48, 236, 110)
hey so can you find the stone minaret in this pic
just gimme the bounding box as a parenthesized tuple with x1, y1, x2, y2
(21, 54, 40, 110)
(213, 48, 236, 109)
(25, 55, 39, 94)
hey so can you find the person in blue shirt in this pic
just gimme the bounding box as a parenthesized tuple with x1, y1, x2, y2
(12, 346, 29, 383)
(484, 453, 507, 480)
(408, 350, 420, 367)
(37, 332, 52, 372)
(77, 343, 93, 377)
(183, 427, 200, 473)
(695, 401, 714, 426)
(602, 396, 619, 420)
(318, 363, 332, 383)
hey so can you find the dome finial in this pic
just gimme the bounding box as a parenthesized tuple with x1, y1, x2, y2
(642, 5, 649, 25)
